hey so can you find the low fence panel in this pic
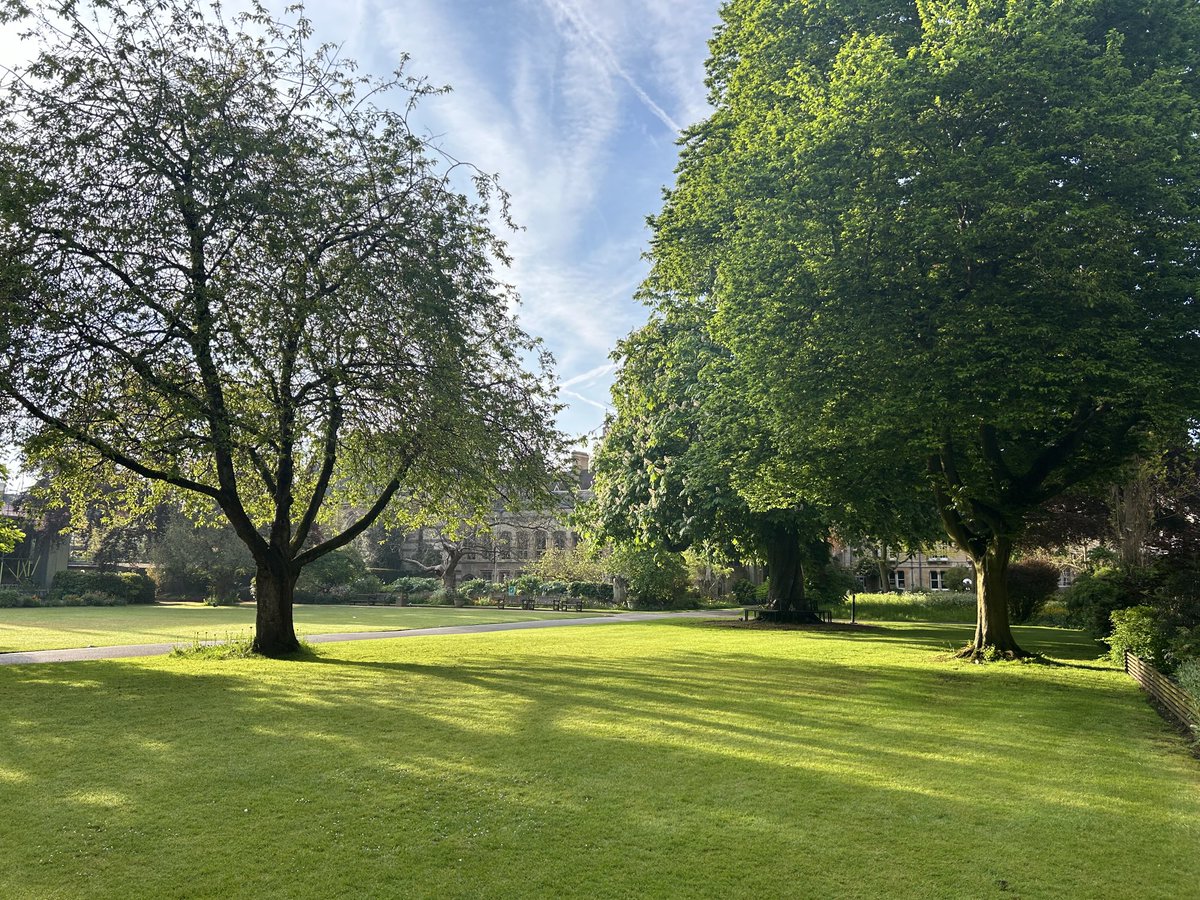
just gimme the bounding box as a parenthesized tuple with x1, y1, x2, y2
(1125, 651, 1200, 735)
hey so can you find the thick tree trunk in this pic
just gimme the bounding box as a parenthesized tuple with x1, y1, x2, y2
(959, 538, 1028, 659)
(252, 564, 300, 656)
(763, 524, 820, 623)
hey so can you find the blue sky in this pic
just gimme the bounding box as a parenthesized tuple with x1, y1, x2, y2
(0, 0, 722, 450)
(286, 0, 722, 442)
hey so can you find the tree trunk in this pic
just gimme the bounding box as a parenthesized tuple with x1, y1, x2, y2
(252, 564, 300, 656)
(763, 524, 820, 623)
(959, 537, 1028, 659)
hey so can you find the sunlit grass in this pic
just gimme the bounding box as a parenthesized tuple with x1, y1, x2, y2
(828, 591, 977, 623)
(0, 621, 1196, 898)
(0, 602, 606, 653)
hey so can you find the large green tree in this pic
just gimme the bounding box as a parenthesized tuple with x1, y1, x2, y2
(0, 0, 561, 653)
(650, 0, 1200, 657)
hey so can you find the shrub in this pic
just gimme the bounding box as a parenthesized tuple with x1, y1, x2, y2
(50, 569, 154, 604)
(510, 574, 542, 596)
(347, 574, 385, 596)
(295, 549, 367, 595)
(458, 578, 491, 601)
(567, 581, 613, 601)
(807, 562, 858, 606)
(1175, 658, 1200, 703)
(0, 588, 40, 608)
(428, 587, 464, 606)
(1006, 559, 1061, 624)
(1033, 599, 1073, 627)
(387, 576, 440, 595)
(1063, 568, 1126, 634)
(1106, 606, 1165, 666)
(754, 580, 771, 603)
(539, 580, 568, 596)
(944, 565, 973, 592)
(731, 579, 757, 605)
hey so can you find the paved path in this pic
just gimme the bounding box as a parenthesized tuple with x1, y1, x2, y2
(0, 609, 737, 666)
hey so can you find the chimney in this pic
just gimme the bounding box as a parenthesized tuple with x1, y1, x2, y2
(571, 451, 590, 473)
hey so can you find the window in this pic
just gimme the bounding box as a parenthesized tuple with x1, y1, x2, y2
(497, 532, 512, 560)
(516, 531, 529, 560)
(888, 569, 906, 590)
(929, 570, 945, 590)
(498, 570, 510, 582)
(534, 531, 547, 553)
(553, 531, 567, 550)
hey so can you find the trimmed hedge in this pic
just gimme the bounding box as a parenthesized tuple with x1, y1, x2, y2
(50, 569, 155, 604)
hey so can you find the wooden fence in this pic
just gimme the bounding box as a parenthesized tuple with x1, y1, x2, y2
(1125, 651, 1200, 735)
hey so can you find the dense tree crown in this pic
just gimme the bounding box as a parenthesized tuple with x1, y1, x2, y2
(0, 0, 562, 653)
(644, 0, 1200, 655)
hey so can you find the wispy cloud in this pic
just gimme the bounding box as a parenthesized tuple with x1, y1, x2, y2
(560, 362, 618, 390)
(540, 0, 682, 134)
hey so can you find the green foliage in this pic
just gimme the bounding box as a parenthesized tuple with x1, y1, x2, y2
(295, 549, 368, 596)
(806, 562, 857, 606)
(566, 582, 614, 601)
(1006, 560, 1062, 624)
(0, 0, 562, 654)
(649, 0, 1200, 654)
(1063, 568, 1128, 634)
(427, 587, 464, 607)
(539, 580, 568, 596)
(522, 543, 613, 584)
(0, 517, 22, 555)
(509, 574, 542, 596)
(149, 512, 251, 602)
(1107, 606, 1166, 667)
(49, 569, 154, 604)
(944, 566, 972, 592)
(1175, 658, 1200, 703)
(610, 544, 690, 609)
(0, 588, 39, 608)
(387, 576, 440, 596)
(731, 579, 757, 605)
(458, 578, 492, 601)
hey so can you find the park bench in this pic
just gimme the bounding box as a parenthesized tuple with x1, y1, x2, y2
(345, 593, 392, 607)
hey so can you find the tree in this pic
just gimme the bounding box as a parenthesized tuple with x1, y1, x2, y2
(0, 0, 561, 653)
(648, 0, 1200, 657)
(588, 286, 934, 620)
(149, 509, 252, 603)
(0, 466, 23, 554)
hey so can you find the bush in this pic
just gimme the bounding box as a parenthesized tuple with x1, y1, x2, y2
(386, 576, 440, 595)
(567, 581, 613, 601)
(458, 578, 492, 601)
(347, 574, 385, 596)
(295, 549, 367, 595)
(1007, 559, 1061, 624)
(1175, 658, 1200, 703)
(0, 588, 40, 608)
(1106, 606, 1165, 666)
(428, 587, 464, 606)
(731, 579, 757, 604)
(807, 562, 858, 606)
(539, 580, 568, 596)
(944, 565, 972, 592)
(1063, 568, 1126, 634)
(509, 574, 542, 596)
(50, 569, 155, 604)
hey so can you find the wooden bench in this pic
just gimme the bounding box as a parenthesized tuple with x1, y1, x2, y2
(345, 594, 392, 607)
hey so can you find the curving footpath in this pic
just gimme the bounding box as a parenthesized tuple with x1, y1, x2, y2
(0, 609, 737, 666)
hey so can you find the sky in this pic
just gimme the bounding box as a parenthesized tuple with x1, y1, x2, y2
(0, 0, 723, 467)
(287, 0, 722, 442)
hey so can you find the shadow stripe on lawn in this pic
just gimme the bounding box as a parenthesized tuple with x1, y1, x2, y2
(0, 610, 735, 665)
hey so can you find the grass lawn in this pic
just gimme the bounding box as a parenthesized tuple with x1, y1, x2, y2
(1, 621, 1196, 898)
(827, 591, 977, 623)
(0, 602, 606, 654)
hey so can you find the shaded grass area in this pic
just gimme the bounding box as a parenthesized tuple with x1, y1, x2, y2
(1, 622, 1196, 898)
(0, 603, 603, 653)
